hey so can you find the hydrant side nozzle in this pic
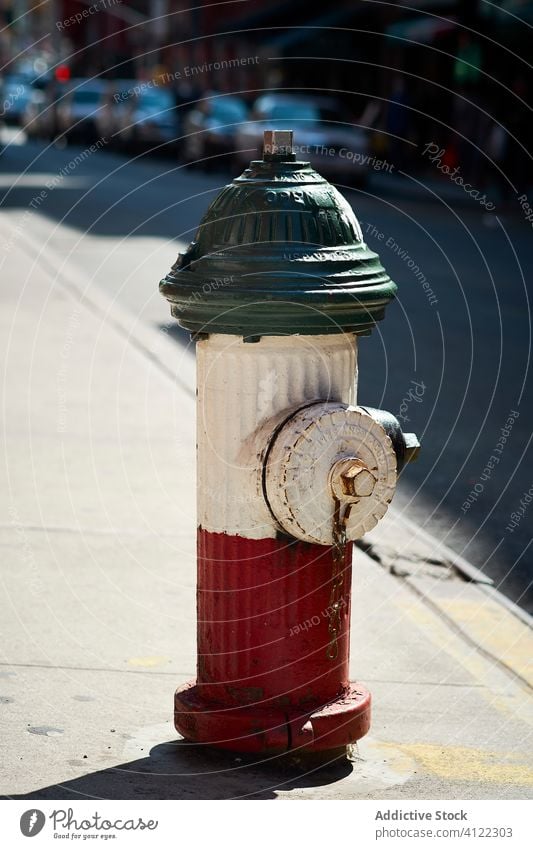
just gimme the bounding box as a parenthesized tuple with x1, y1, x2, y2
(403, 432, 421, 464)
(357, 405, 420, 473)
(265, 403, 397, 544)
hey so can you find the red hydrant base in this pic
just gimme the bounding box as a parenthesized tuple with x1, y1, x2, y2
(174, 680, 371, 754)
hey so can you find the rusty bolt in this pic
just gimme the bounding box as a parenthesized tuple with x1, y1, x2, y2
(330, 458, 377, 503)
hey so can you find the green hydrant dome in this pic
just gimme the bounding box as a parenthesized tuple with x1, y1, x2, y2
(160, 132, 397, 337)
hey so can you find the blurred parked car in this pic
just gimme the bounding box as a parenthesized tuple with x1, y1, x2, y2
(234, 94, 370, 184)
(0, 74, 33, 125)
(56, 79, 108, 143)
(22, 81, 68, 140)
(22, 86, 53, 139)
(113, 87, 179, 153)
(181, 93, 248, 168)
(94, 79, 136, 146)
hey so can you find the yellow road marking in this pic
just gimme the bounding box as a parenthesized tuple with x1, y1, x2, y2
(436, 598, 533, 687)
(394, 597, 533, 725)
(381, 742, 533, 786)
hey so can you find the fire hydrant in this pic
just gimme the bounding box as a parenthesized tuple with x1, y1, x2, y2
(160, 130, 419, 757)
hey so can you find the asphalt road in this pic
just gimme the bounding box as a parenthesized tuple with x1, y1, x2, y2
(1, 130, 532, 611)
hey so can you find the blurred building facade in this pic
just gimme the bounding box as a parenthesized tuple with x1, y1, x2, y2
(1, 0, 530, 187)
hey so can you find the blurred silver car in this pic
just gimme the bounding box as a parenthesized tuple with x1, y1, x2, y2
(22, 81, 68, 140)
(234, 94, 370, 184)
(113, 87, 178, 152)
(181, 93, 249, 169)
(56, 79, 108, 143)
(87, 79, 137, 146)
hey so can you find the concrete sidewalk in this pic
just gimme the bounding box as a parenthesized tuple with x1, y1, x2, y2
(1, 211, 532, 800)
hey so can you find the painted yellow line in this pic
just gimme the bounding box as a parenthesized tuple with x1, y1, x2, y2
(381, 742, 533, 786)
(436, 598, 533, 687)
(394, 597, 533, 725)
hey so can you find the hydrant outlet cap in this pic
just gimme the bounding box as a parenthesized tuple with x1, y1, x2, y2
(160, 131, 397, 337)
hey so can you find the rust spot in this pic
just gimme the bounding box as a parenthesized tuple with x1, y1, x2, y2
(227, 686, 264, 704)
(176, 711, 197, 735)
(298, 693, 320, 709)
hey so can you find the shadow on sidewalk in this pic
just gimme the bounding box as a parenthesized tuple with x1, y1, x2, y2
(0, 139, 222, 240)
(6, 740, 353, 800)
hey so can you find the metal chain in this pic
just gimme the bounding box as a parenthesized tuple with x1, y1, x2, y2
(326, 498, 352, 660)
